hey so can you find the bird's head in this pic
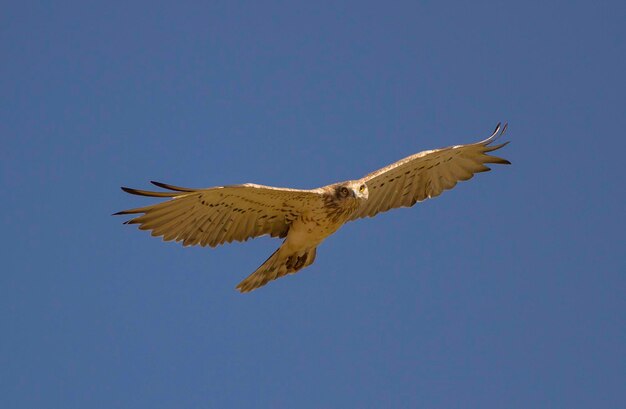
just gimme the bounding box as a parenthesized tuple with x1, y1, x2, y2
(334, 181, 369, 201)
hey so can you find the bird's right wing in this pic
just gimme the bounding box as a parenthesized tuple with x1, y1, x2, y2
(114, 182, 323, 247)
(350, 123, 510, 220)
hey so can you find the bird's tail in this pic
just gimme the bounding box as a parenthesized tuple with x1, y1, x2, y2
(236, 245, 317, 293)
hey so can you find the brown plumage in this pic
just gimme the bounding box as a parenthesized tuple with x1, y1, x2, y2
(115, 123, 510, 292)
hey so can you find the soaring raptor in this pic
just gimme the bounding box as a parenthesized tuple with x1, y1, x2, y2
(115, 123, 510, 292)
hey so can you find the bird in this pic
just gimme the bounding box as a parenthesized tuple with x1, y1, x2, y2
(115, 123, 510, 293)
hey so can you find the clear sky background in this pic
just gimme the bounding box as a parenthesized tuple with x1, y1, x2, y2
(2, 1, 625, 408)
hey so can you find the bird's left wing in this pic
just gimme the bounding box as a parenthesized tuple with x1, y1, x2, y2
(350, 123, 510, 221)
(114, 182, 323, 247)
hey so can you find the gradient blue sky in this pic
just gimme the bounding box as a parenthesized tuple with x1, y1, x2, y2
(2, 1, 625, 408)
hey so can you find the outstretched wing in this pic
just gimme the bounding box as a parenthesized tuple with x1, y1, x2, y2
(114, 182, 323, 247)
(350, 123, 510, 220)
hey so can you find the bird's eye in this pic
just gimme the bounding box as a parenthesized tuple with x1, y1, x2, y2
(340, 187, 349, 196)
(359, 184, 365, 193)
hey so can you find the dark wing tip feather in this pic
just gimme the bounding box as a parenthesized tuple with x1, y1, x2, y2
(480, 123, 510, 164)
(500, 122, 508, 136)
(482, 122, 509, 145)
(487, 156, 511, 165)
(120, 186, 178, 197)
(150, 181, 196, 192)
(484, 141, 511, 155)
(492, 122, 502, 136)
(112, 210, 131, 216)
(115, 184, 182, 218)
(112, 204, 152, 216)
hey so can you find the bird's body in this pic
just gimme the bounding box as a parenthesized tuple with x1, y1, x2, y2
(115, 123, 510, 292)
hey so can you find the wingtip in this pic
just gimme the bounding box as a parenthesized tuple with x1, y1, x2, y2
(150, 180, 195, 192)
(500, 122, 508, 136)
(489, 157, 511, 165)
(119, 186, 180, 197)
(493, 122, 502, 135)
(482, 121, 509, 145)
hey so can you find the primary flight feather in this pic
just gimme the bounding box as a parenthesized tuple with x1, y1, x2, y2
(115, 123, 510, 292)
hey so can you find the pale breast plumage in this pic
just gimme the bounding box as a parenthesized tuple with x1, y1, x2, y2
(116, 123, 510, 292)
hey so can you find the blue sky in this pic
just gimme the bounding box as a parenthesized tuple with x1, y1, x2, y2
(2, 1, 625, 408)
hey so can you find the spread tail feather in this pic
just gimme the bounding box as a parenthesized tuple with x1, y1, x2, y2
(236, 246, 317, 293)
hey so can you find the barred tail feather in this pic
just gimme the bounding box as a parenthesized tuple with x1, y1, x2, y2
(236, 246, 317, 293)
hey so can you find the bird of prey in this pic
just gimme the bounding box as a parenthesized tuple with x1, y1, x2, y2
(115, 123, 510, 293)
